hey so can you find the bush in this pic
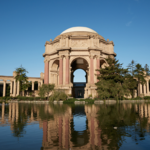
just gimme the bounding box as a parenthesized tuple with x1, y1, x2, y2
(28, 97, 34, 101)
(34, 97, 41, 100)
(144, 96, 150, 100)
(131, 96, 143, 100)
(49, 90, 67, 101)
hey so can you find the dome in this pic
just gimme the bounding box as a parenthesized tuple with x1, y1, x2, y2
(61, 26, 97, 34)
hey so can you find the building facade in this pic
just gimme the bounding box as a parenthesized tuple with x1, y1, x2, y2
(43, 27, 116, 98)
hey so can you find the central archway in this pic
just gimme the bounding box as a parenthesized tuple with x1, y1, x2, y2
(71, 58, 89, 98)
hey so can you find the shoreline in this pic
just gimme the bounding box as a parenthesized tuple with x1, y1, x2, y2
(0, 99, 150, 104)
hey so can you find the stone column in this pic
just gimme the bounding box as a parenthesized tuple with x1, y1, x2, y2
(90, 55, 94, 85)
(16, 81, 19, 96)
(140, 84, 142, 96)
(147, 80, 149, 94)
(32, 81, 34, 90)
(44, 60, 49, 84)
(38, 82, 41, 90)
(144, 84, 146, 95)
(13, 79, 16, 97)
(3, 80, 6, 97)
(59, 56, 63, 85)
(65, 55, 69, 84)
(96, 56, 100, 82)
(10, 81, 13, 96)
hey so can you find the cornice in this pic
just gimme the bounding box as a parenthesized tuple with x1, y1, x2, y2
(88, 47, 102, 51)
(45, 39, 60, 46)
(56, 47, 71, 52)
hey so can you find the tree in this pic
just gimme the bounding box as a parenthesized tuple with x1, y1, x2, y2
(15, 66, 30, 96)
(96, 57, 130, 100)
(144, 64, 150, 76)
(133, 63, 146, 97)
(127, 60, 138, 98)
(38, 84, 55, 98)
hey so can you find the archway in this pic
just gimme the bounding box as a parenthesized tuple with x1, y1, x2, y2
(71, 58, 89, 98)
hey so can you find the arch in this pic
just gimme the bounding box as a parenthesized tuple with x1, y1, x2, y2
(100, 58, 108, 68)
(51, 59, 59, 71)
(71, 57, 89, 72)
(70, 56, 89, 66)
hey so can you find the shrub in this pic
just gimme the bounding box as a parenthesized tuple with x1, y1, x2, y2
(131, 96, 143, 100)
(144, 96, 150, 100)
(49, 90, 67, 101)
(29, 97, 34, 101)
(34, 97, 41, 100)
(41, 97, 46, 100)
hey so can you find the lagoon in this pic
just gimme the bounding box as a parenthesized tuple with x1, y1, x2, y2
(0, 102, 150, 150)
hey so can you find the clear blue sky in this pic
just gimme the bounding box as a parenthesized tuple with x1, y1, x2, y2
(0, 0, 150, 82)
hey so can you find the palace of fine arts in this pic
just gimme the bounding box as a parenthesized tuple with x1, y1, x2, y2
(1, 0, 150, 149)
(0, 27, 150, 99)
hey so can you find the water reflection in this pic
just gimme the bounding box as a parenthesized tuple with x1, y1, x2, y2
(0, 102, 150, 149)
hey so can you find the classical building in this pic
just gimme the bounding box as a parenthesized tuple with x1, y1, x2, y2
(43, 27, 116, 98)
(0, 27, 150, 98)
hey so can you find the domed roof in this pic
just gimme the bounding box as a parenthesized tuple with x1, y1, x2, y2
(61, 26, 97, 34)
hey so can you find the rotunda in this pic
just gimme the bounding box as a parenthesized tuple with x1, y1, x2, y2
(43, 27, 116, 98)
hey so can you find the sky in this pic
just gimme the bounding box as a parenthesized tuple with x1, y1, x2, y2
(0, 0, 150, 82)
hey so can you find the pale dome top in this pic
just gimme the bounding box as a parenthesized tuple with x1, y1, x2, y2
(61, 26, 97, 34)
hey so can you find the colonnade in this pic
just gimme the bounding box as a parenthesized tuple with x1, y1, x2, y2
(0, 79, 43, 97)
(139, 80, 150, 96)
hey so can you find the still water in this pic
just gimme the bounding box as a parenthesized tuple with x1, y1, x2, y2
(0, 102, 150, 150)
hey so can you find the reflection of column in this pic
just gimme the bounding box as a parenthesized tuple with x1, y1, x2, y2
(3, 80, 6, 97)
(12, 103, 15, 122)
(9, 103, 12, 122)
(44, 61, 49, 84)
(97, 121, 101, 146)
(65, 118, 69, 149)
(32, 81, 34, 90)
(59, 56, 63, 85)
(16, 103, 18, 122)
(43, 121, 48, 143)
(59, 117, 62, 147)
(91, 117, 95, 145)
(90, 56, 94, 84)
(66, 56, 69, 84)
(2, 102, 5, 123)
(31, 108, 33, 121)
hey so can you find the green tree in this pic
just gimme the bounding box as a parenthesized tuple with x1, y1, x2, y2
(38, 84, 55, 98)
(144, 64, 150, 76)
(15, 66, 30, 96)
(133, 63, 146, 97)
(127, 60, 137, 98)
(96, 57, 129, 100)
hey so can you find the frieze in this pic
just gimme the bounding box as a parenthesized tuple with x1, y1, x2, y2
(61, 39, 66, 47)
(71, 39, 88, 47)
(53, 42, 60, 50)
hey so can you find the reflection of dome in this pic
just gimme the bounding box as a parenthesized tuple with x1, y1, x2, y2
(61, 26, 97, 34)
